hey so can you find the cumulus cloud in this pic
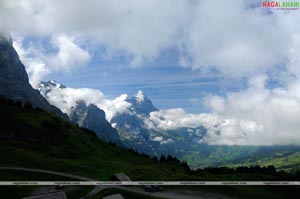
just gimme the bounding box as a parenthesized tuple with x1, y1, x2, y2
(40, 85, 131, 121)
(150, 136, 174, 145)
(13, 34, 90, 86)
(151, 136, 164, 142)
(160, 138, 174, 145)
(179, 0, 290, 77)
(148, 75, 300, 145)
(147, 108, 218, 130)
(4, 0, 300, 78)
(202, 75, 300, 145)
(49, 35, 90, 71)
(2, 0, 189, 66)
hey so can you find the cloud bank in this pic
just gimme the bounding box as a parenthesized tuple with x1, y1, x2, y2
(2, 0, 299, 79)
(148, 75, 300, 145)
(39, 84, 131, 122)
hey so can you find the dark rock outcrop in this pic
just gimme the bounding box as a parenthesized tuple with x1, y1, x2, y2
(0, 34, 68, 120)
(126, 90, 158, 116)
(70, 101, 122, 146)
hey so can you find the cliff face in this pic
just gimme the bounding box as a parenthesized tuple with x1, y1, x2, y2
(70, 101, 122, 146)
(0, 34, 68, 120)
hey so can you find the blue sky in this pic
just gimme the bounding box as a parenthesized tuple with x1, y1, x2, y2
(15, 33, 246, 113)
(51, 57, 218, 113)
(35, 40, 247, 113)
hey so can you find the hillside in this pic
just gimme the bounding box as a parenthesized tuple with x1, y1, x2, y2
(0, 97, 191, 181)
(223, 146, 300, 171)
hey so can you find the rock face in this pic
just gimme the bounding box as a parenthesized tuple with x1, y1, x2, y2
(111, 91, 158, 137)
(70, 101, 122, 146)
(111, 91, 160, 154)
(0, 34, 68, 120)
(126, 90, 158, 116)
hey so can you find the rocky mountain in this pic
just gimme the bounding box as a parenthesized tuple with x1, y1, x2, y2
(111, 92, 202, 155)
(37, 83, 255, 167)
(110, 91, 257, 167)
(111, 91, 165, 155)
(0, 34, 68, 120)
(126, 90, 158, 116)
(38, 80, 122, 145)
(69, 101, 122, 146)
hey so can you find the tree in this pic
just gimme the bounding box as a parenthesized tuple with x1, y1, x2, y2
(160, 155, 166, 163)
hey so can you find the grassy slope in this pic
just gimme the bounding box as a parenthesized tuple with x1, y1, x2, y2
(181, 145, 256, 168)
(0, 100, 190, 181)
(223, 147, 300, 171)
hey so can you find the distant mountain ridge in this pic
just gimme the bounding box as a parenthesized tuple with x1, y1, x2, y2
(0, 34, 68, 120)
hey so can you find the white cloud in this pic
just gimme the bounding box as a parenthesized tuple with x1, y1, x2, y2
(40, 85, 131, 122)
(4, 0, 300, 79)
(148, 75, 300, 145)
(2, 0, 190, 66)
(202, 75, 300, 145)
(160, 138, 174, 145)
(49, 35, 90, 71)
(151, 136, 164, 142)
(177, 0, 300, 80)
(147, 108, 218, 130)
(13, 34, 90, 87)
(150, 136, 174, 145)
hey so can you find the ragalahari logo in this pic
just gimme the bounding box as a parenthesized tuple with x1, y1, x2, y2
(262, 1, 300, 10)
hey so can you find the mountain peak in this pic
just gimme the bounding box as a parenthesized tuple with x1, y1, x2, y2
(39, 80, 66, 89)
(127, 90, 158, 116)
(37, 80, 66, 98)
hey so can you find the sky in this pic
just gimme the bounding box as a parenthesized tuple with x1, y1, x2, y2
(2, 0, 300, 145)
